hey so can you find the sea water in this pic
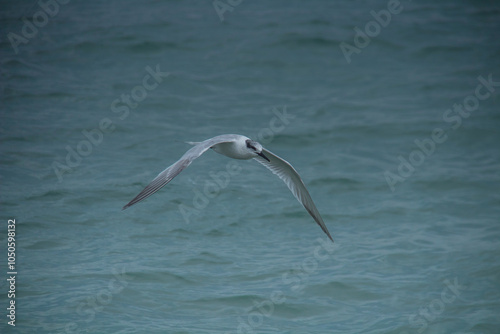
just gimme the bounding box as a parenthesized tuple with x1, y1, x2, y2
(1, 1, 499, 333)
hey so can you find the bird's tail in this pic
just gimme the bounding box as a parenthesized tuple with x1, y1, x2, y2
(185, 141, 201, 146)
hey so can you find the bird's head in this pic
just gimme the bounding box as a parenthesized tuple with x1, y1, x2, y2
(245, 139, 270, 162)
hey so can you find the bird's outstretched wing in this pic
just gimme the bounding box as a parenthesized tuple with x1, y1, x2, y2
(254, 148, 334, 242)
(123, 135, 239, 210)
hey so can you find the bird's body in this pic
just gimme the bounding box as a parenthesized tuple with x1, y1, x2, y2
(123, 134, 333, 242)
(210, 135, 256, 160)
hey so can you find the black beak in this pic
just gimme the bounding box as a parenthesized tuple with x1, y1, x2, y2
(257, 151, 270, 162)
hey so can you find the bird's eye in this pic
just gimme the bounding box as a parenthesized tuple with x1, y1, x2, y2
(246, 140, 256, 150)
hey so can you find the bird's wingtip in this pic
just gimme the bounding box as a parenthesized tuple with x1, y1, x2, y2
(325, 230, 334, 243)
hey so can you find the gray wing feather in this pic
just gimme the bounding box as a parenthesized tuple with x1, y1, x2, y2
(254, 148, 334, 242)
(123, 135, 238, 210)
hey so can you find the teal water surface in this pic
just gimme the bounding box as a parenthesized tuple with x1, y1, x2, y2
(1, 0, 500, 333)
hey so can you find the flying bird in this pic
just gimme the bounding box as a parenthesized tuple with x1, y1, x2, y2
(123, 134, 333, 241)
